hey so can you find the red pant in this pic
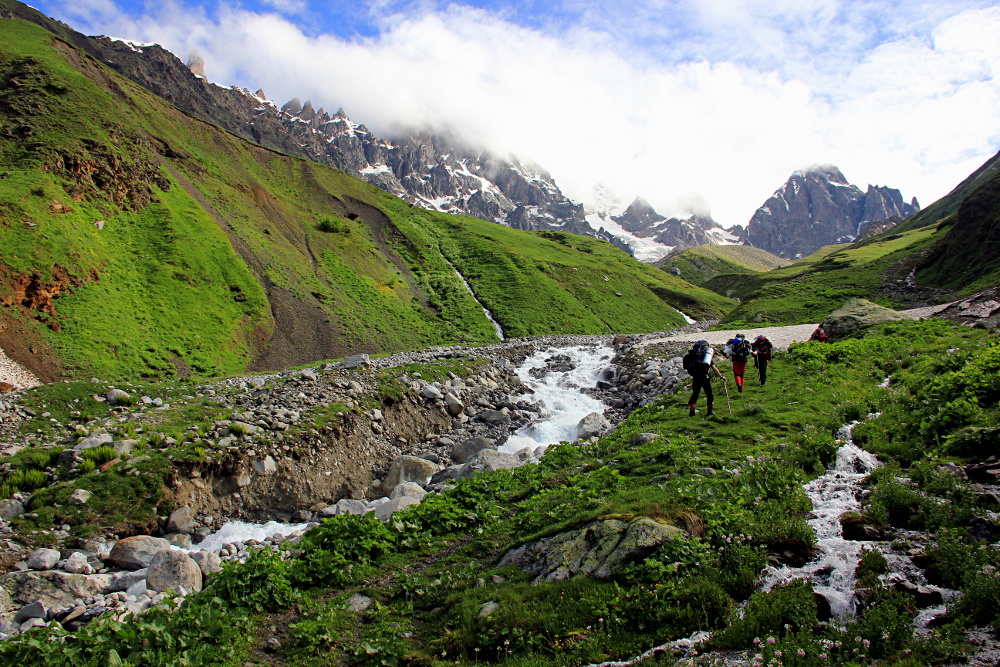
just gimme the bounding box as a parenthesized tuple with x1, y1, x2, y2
(732, 359, 746, 389)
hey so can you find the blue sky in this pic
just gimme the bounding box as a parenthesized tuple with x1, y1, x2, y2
(30, 0, 1000, 225)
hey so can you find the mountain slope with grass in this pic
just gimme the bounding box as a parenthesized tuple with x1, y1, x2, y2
(0, 18, 732, 382)
(716, 151, 1000, 327)
(656, 245, 792, 287)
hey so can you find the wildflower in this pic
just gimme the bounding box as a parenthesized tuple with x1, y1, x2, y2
(766, 637, 776, 645)
(862, 639, 870, 648)
(797, 649, 806, 657)
(775, 651, 783, 658)
(818, 654, 827, 660)
(753, 638, 762, 646)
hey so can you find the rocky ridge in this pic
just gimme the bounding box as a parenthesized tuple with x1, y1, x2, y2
(742, 166, 920, 259)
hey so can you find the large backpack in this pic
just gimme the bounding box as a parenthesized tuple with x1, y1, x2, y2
(731, 338, 750, 358)
(683, 343, 710, 375)
(755, 337, 773, 359)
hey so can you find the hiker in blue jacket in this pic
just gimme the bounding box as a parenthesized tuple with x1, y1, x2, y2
(722, 333, 750, 392)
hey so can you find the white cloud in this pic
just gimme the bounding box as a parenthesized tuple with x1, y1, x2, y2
(260, 0, 307, 14)
(40, 0, 1000, 226)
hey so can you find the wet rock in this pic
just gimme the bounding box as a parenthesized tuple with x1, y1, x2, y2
(383, 455, 439, 495)
(67, 489, 92, 505)
(895, 580, 944, 608)
(191, 551, 222, 576)
(146, 550, 203, 594)
(766, 538, 814, 568)
(108, 536, 172, 570)
(814, 592, 833, 621)
(167, 506, 198, 534)
(840, 514, 885, 541)
(25, 548, 60, 572)
(451, 437, 496, 464)
(968, 516, 1000, 542)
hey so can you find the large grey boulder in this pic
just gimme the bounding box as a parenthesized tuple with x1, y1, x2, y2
(382, 456, 439, 495)
(107, 536, 172, 570)
(0, 571, 114, 608)
(576, 412, 611, 440)
(74, 433, 113, 451)
(146, 550, 203, 594)
(420, 384, 443, 400)
(499, 517, 684, 584)
(457, 450, 521, 480)
(477, 410, 509, 425)
(820, 298, 915, 339)
(26, 549, 60, 571)
(166, 506, 198, 534)
(451, 437, 496, 464)
(339, 353, 371, 369)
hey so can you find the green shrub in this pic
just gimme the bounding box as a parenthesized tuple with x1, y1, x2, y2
(6, 468, 47, 491)
(207, 547, 298, 611)
(289, 513, 408, 588)
(82, 445, 117, 465)
(78, 459, 96, 474)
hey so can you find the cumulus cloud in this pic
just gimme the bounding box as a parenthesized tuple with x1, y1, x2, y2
(38, 0, 1000, 226)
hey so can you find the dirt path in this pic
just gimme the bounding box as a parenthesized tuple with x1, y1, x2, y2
(640, 303, 954, 352)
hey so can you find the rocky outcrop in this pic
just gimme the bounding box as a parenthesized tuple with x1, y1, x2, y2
(820, 298, 914, 339)
(612, 198, 734, 252)
(499, 517, 685, 584)
(742, 167, 919, 259)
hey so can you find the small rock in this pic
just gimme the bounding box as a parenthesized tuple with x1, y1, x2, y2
(346, 593, 373, 612)
(14, 601, 47, 624)
(479, 601, 499, 618)
(167, 506, 198, 534)
(191, 551, 222, 576)
(68, 489, 92, 505)
(390, 482, 427, 501)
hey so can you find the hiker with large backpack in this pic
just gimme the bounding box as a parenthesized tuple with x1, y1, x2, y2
(682, 340, 726, 416)
(751, 335, 774, 386)
(722, 333, 751, 392)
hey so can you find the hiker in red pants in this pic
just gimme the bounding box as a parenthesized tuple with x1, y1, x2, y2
(723, 333, 750, 392)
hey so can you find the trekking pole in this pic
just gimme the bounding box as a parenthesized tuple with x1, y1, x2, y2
(723, 377, 733, 416)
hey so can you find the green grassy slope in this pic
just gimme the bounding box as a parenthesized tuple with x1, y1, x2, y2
(657, 244, 792, 287)
(892, 149, 1000, 233)
(0, 19, 733, 380)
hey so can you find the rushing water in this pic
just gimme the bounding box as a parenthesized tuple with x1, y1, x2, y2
(186, 520, 311, 552)
(500, 345, 613, 453)
(760, 421, 881, 617)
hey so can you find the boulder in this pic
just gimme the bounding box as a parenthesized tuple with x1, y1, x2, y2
(322, 498, 367, 517)
(190, 551, 222, 576)
(74, 433, 113, 451)
(390, 482, 427, 501)
(105, 389, 131, 406)
(382, 455, 439, 495)
(0, 498, 25, 520)
(500, 517, 684, 584)
(14, 600, 47, 624)
(60, 552, 89, 574)
(458, 450, 521, 480)
(420, 384, 443, 400)
(146, 550, 203, 594)
(0, 571, 114, 608)
(109, 568, 148, 593)
(253, 456, 277, 475)
(163, 533, 193, 549)
(27, 549, 61, 571)
(339, 353, 371, 369)
(820, 298, 914, 339)
(167, 506, 198, 535)
(107, 535, 172, 570)
(451, 437, 496, 464)
(477, 410, 509, 425)
(374, 495, 421, 521)
(576, 412, 611, 440)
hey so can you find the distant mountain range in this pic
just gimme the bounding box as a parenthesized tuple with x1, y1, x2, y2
(0, 0, 919, 262)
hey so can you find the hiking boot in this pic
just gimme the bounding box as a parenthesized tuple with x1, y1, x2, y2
(689, 405, 696, 417)
(737, 385, 743, 393)
(706, 404, 714, 416)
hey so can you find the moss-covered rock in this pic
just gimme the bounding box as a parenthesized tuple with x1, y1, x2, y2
(820, 298, 914, 339)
